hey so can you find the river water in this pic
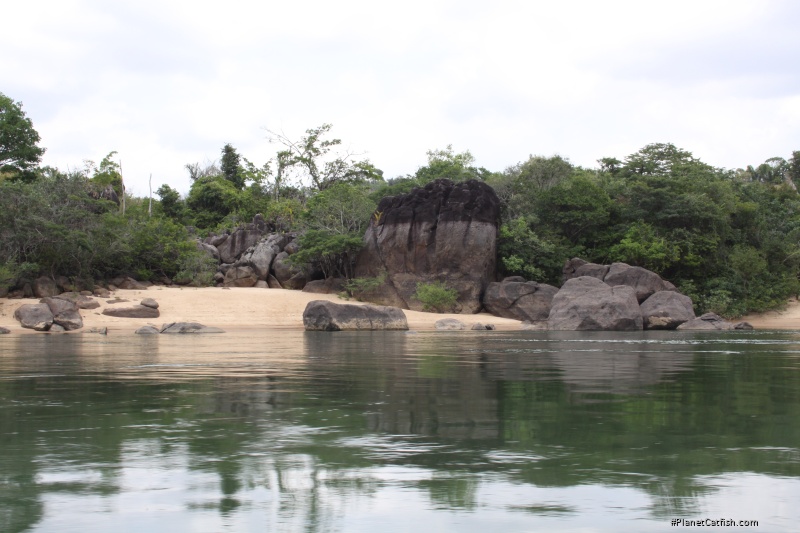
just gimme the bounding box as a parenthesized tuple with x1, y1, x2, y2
(1, 330, 799, 532)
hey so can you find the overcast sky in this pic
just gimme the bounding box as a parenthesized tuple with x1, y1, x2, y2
(3, 0, 799, 195)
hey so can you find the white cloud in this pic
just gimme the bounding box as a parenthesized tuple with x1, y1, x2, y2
(2, 0, 798, 194)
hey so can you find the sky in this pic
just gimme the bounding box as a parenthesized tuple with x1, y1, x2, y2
(2, 0, 799, 196)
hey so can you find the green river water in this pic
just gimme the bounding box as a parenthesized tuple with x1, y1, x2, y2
(1, 330, 799, 532)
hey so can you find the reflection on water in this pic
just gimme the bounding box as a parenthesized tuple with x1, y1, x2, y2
(1, 330, 799, 532)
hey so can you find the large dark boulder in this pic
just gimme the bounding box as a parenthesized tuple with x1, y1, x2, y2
(640, 291, 695, 330)
(14, 303, 55, 331)
(548, 276, 643, 331)
(303, 300, 408, 331)
(482, 280, 558, 323)
(354, 179, 500, 313)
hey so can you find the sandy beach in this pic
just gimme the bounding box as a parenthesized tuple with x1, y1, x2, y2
(0, 286, 523, 334)
(2, 287, 799, 334)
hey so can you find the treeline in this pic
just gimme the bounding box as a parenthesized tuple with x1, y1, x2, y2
(1, 92, 799, 316)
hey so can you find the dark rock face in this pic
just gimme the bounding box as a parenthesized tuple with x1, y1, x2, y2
(14, 304, 55, 331)
(548, 277, 643, 331)
(216, 228, 263, 264)
(238, 234, 285, 280)
(354, 179, 500, 313)
(640, 291, 695, 330)
(135, 325, 160, 335)
(52, 292, 100, 310)
(140, 298, 159, 309)
(102, 305, 160, 318)
(482, 280, 559, 323)
(303, 300, 408, 331)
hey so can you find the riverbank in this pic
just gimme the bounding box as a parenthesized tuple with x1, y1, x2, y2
(2, 287, 799, 334)
(0, 286, 522, 334)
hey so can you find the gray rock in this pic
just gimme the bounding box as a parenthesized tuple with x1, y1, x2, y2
(548, 277, 643, 331)
(254, 280, 269, 288)
(197, 241, 221, 263)
(735, 321, 754, 330)
(135, 325, 161, 335)
(482, 280, 558, 322)
(267, 274, 283, 289)
(93, 287, 111, 298)
(272, 252, 307, 290)
(435, 318, 466, 330)
(118, 278, 152, 290)
(49, 324, 66, 333)
(0, 326, 10, 334)
(640, 291, 696, 330)
(159, 322, 225, 334)
(140, 298, 159, 309)
(470, 323, 485, 330)
(33, 276, 60, 298)
(521, 320, 547, 331)
(284, 240, 300, 255)
(484, 324, 496, 330)
(52, 292, 100, 310)
(302, 278, 346, 294)
(239, 235, 283, 280)
(102, 305, 160, 318)
(84, 327, 108, 335)
(42, 297, 84, 330)
(216, 228, 263, 264)
(14, 303, 54, 331)
(603, 263, 674, 303)
(223, 265, 259, 288)
(677, 312, 735, 331)
(303, 300, 408, 331)
(565, 260, 610, 282)
(354, 179, 501, 314)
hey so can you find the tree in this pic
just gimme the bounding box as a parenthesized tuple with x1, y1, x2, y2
(0, 92, 45, 181)
(220, 143, 245, 190)
(156, 184, 185, 221)
(413, 145, 490, 184)
(266, 124, 382, 192)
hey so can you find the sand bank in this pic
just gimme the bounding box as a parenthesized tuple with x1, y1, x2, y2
(2, 287, 799, 334)
(0, 286, 522, 334)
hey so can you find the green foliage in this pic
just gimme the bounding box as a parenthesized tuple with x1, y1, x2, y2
(290, 230, 363, 279)
(413, 145, 491, 184)
(497, 217, 567, 284)
(220, 143, 245, 190)
(156, 184, 186, 221)
(413, 281, 459, 313)
(186, 175, 241, 228)
(342, 271, 387, 301)
(0, 92, 45, 182)
(174, 250, 218, 287)
(302, 182, 376, 235)
(608, 222, 680, 272)
(88, 151, 124, 197)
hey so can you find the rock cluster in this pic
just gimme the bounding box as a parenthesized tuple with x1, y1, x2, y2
(13, 296, 85, 332)
(354, 179, 501, 313)
(198, 218, 309, 290)
(489, 258, 750, 332)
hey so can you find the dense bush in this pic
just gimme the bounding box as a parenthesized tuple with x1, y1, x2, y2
(413, 281, 459, 313)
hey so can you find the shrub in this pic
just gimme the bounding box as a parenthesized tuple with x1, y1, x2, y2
(342, 271, 386, 301)
(413, 281, 458, 313)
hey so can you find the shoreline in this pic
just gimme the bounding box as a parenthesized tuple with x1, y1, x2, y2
(1, 287, 799, 334)
(0, 286, 523, 334)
